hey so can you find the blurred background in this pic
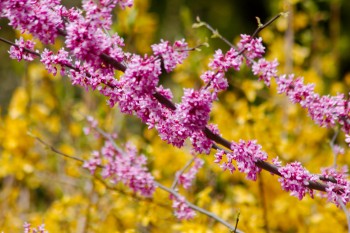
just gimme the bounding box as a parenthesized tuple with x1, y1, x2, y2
(1, 0, 350, 232)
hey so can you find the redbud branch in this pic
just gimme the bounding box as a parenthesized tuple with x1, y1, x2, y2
(33, 134, 241, 232)
(0, 37, 40, 57)
(1, 28, 330, 194)
(250, 13, 284, 39)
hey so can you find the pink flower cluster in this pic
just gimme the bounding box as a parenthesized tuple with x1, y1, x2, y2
(230, 140, 268, 180)
(208, 48, 243, 72)
(41, 48, 71, 76)
(274, 160, 317, 200)
(1, 0, 64, 44)
(23, 222, 47, 233)
(177, 158, 204, 189)
(214, 140, 268, 181)
(190, 124, 219, 154)
(69, 61, 117, 91)
(276, 75, 350, 132)
(64, 8, 125, 68)
(239, 34, 350, 139)
(83, 120, 155, 197)
(332, 145, 345, 156)
(252, 58, 278, 86)
(346, 134, 350, 147)
(170, 195, 196, 220)
(201, 46, 243, 93)
(321, 167, 350, 205)
(151, 39, 189, 72)
(237, 34, 265, 60)
(82, 0, 133, 29)
(9, 37, 36, 61)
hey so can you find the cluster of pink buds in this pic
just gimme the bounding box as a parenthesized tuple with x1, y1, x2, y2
(23, 222, 47, 233)
(83, 117, 156, 197)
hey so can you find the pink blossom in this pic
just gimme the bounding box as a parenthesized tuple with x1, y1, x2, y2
(23, 222, 48, 233)
(278, 162, 317, 200)
(276, 75, 315, 104)
(170, 195, 196, 220)
(252, 58, 278, 87)
(321, 167, 350, 205)
(83, 0, 118, 29)
(209, 48, 243, 72)
(114, 0, 134, 9)
(9, 37, 36, 61)
(154, 88, 214, 147)
(84, 128, 155, 197)
(116, 54, 161, 120)
(220, 161, 236, 173)
(40, 48, 71, 76)
(307, 94, 346, 128)
(2, 0, 64, 44)
(177, 158, 204, 189)
(99, 141, 155, 197)
(214, 149, 225, 163)
(64, 9, 125, 68)
(200, 71, 228, 92)
(190, 124, 218, 154)
(237, 34, 265, 60)
(276, 75, 347, 128)
(272, 157, 282, 168)
(68, 61, 116, 92)
(157, 114, 191, 147)
(151, 39, 189, 72)
(332, 145, 345, 156)
(230, 140, 268, 180)
(190, 130, 213, 154)
(346, 134, 350, 147)
(83, 150, 101, 174)
(176, 88, 214, 131)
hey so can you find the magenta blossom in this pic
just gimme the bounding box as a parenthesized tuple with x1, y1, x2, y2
(321, 167, 350, 206)
(230, 140, 268, 181)
(9, 37, 36, 61)
(278, 162, 317, 200)
(170, 195, 196, 220)
(177, 157, 204, 189)
(151, 39, 189, 72)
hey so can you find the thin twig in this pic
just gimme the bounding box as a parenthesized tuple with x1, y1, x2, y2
(337, 197, 350, 233)
(196, 18, 235, 48)
(30, 132, 85, 164)
(330, 128, 340, 168)
(155, 181, 242, 233)
(251, 13, 284, 39)
(234, 212, 240, 233)
(171, 155, 198, 190)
